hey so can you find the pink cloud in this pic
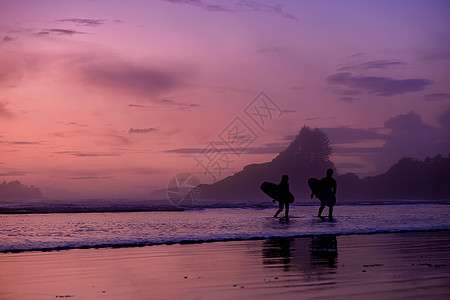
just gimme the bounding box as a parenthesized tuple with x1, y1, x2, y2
(37, 29, 85, 36)
(129, 128, 158, 134)
(55, 19, 106, 27)
(0, 102, 13, 118)
(54, 151, 121, 157)
(79, 60, 188, 97)
(327, 72, 432, 96)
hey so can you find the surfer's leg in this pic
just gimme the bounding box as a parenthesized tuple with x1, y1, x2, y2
(284, 202, 289, 219)
(274, 202, 283, 217)
(310, 192, 314, 199)
(329, 206, 333, 218)
(318, 205, 325, 217)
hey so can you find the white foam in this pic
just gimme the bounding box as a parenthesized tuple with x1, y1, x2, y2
(1, 204, 449, 252)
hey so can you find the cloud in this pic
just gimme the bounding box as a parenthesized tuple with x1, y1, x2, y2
(438, 107, 450, 130)
(418, 49, 450, 61)
(74, 152, 120, 157)
(98, 133, 131, 146)
(235, 0, 298, 20)
(54, 151, 121, 157)
(241, 143, 288, 154)
(125, 166, 162, 175)
(1, 43, 189, 98)
(4, 25, 87, 40)
(164, 0, 297, 20)
(0, 55, 26, 87)
(0, 170, 28, 176)
(384, 111, 431, 131)
(255, 47, 289, 54)
(338, 59, 406, 71)
(53, 166, 162, 182)
(336, 89, 362, 96)
(65, 122, 88, 127)
(165, 142, 287, 155)
(0, 102, 13, 118)
(339, 97, 357, 103)
(322, 127, 388, 144)
(164, 0, 232, 12)
(80, 61, 185, 97)
(160, 99, 200, 110)
(374, 110, 450, 170)
(128, 104, 149, 108)
(52, 129, 92, 139)
(164, 147, 207, 154)
(3, 36, 15, 42)
(65, 176, 112, 180)
(127, 99, 200, 110)
(53, 128, 130, 146)
(423, 93, 450, 102)
(347, 52, 364, 59)
(327, 72, 432, 96)
(332, 147, 382, 155)
(56, 19, 106, 27)
(335, 162, 368, 169)
(0, 140, 41, 145)
(9, 141, 40, 145)
(129, 127, 158, 134)
(321, 111, 450, 175)
(37, 29, 85, 36)
(291, 86, 304, 92)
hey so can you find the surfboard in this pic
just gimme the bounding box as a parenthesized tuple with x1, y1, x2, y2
(308, 178, 336, 207)
(260, 181, 295, 203)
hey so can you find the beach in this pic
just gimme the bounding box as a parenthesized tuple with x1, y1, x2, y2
(1, 230, 449, 300)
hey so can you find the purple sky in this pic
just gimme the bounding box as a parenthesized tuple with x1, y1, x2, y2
(0, 0, 449, 199)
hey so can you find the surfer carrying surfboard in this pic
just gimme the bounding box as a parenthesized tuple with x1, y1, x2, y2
(273, 175, 291, 219)
(317, 169, 336, 218)
(308, 169, 337, 218)
(260, 175, 295, 219)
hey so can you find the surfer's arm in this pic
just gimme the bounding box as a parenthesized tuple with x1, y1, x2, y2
(332, 181, 337, 195)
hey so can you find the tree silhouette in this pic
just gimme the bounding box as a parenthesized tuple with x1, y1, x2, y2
(201, 126, 335, 201)
(278, 126, 332, 164)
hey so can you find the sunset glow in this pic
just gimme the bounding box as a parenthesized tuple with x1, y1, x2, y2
(1, 0, 449, 199)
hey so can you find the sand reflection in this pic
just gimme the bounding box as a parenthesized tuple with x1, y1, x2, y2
(262, 235, 338, 276)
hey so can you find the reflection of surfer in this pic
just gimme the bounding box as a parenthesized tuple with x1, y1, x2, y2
(274, 175, 291, 219)
(317, 169, 336, 218)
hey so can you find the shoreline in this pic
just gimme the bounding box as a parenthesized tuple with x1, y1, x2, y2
(2, 228, 450, 254)
(1, 199, 449, 214)
(1, 231, 449, 299)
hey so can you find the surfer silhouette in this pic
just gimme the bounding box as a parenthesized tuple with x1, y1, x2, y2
(316, 169, 337, 218)
(273, 175, 291, 219)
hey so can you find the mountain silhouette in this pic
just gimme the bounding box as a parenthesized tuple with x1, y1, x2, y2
(200, 127, 450, 202)
(200, 126, 335, 201)
(338, 155, 450, 200)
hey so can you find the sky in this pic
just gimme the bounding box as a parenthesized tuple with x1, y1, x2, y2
(0, 0, 449, 199)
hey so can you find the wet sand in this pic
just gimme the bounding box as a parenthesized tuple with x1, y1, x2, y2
(1, 231, 449, 299)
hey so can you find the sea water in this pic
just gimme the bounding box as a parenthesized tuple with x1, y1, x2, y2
(1, 204, 449, 252)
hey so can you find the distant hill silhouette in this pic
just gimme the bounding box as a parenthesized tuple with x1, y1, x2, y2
(0, 180, 42, 200)
(201, 126, 335, 201)
(338, 155, 450, 200)
(201, 127, 450, 202)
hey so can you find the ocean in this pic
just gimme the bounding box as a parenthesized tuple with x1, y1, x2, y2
(1, 203, 449, 253)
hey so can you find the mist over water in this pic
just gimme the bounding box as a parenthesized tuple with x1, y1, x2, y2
(1, 204, 449, 252)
